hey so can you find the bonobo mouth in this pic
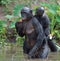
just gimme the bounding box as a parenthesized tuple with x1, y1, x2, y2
(22, 18, 26, 21)
(22, 17, 28, 21)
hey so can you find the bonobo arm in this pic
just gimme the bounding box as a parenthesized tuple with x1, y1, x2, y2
(43, 14, 50, 36)
(28, 17, 45, 57)
(15, 21, 24, 37)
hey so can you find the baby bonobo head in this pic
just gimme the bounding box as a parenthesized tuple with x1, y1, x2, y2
(35, 7, 44, 17)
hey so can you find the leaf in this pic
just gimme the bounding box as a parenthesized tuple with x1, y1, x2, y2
(9, 21, 16, 28)
(5, 15, 14, 19)
(48, 9, 56, 14)
(0, 20, 7, 29)
(13, 4, 24, 16)
(56, 16, 60, 22)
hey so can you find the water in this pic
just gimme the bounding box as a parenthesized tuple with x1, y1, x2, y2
(0, 44, 60, 61)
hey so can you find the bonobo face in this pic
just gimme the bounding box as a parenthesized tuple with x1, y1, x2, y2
(21, 12, 29, 21)
(39, 11, 43, 16)
(36, 7, 44, 17)
(36, 10, 44, 17)
(21, 7, 33, 21)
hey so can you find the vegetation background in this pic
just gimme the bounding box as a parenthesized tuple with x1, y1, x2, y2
(0, 0, 60, 61)
(0, 0, 60, 47)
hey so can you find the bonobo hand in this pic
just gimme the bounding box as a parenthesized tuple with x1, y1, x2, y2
(48, 34, 55, 40)
(19, 19, 23, 22)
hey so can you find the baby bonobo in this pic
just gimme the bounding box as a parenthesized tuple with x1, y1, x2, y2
(15, 7, 50, 59)
(34, 7, 57, 52)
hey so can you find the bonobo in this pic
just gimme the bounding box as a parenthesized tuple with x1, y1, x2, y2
(15, 7, 50, 59)
(35, 7, 57, 52)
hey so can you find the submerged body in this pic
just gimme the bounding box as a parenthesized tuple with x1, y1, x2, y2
(35, 7, 57, 52)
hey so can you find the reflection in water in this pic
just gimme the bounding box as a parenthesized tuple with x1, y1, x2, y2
(0, 44, 60, 61)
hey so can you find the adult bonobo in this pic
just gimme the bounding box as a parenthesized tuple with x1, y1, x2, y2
(35, 7, 57, 52)
(15, 7, 50, 59)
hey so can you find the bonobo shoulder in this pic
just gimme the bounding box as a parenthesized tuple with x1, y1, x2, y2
(15, 20, 23, 27)
(15, 22, 21, 28)
(15, 21, 24, 37)
(31, 17, 40, 25)
(15, 21, 20, 25)
(31, 17, 38, 22)
(15, 20, 23, 24)
(43, 13, 50, 24)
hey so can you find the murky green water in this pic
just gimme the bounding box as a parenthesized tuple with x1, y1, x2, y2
(0, 44, 60, 61)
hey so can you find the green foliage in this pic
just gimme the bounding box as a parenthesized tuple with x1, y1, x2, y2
(9, 18, 20, 28)
(5, 14, 21, 28)
(0, 20, 6, 40)
(0, 20, 7, 29)
(16, 36, 24, 46)
(13, 4, 24, 16)
(5, 15, 14, 19)
(0, 20, 7, 46)
(0, 0, 13, 14)
(1, 0, 12, 5)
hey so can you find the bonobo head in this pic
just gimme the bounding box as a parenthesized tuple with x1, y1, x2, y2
(35, 7, 44, 17)
(21, 7, 33, 21)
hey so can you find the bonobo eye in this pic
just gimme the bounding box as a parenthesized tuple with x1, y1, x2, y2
(39, 11, 43, 16)
(21, 12, 27, 19)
